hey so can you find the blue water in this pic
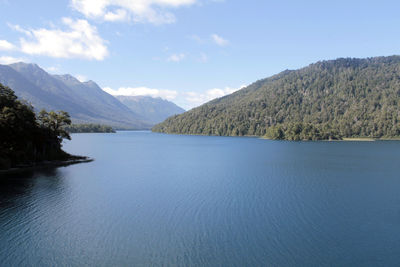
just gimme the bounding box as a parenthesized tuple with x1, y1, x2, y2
(1, 131, 400, 266)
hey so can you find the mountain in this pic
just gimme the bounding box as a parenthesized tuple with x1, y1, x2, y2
(116, 95, 185, 124)
(153, 56, 400, 140)
(0, 62, 151, 129)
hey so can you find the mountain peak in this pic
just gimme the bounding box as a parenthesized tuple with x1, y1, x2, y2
(84, 80, 96, 85)
(8, 62, 48, 77)
(53, 74, 81, 85)
(1, 60, 185, 129)
(9, 62, 40, 70)
(83, 80, 100, 89)
(0, 62, 153, 129)
(116, 95, 185, 124)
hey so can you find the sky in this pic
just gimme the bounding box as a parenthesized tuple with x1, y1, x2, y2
(1, 0, 400, 110)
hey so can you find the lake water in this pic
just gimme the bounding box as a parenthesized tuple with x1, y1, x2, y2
(1, 131, 400, 266)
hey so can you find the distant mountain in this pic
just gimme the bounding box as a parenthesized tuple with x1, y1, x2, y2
(0, 62, 151, 129)
(153, 56, 400, 140)
(116, 95, 185, 124)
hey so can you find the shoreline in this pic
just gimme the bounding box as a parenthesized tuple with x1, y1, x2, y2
(341, 138, 375, 142)
(0, 156, 94, 175)
(153, 131, 400, 142)
(261, 137, 400, 142)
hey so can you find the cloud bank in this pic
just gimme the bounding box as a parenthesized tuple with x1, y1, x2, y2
(103, 86, 178, 100)
(103, 84, 246, 109)
(0, 56, 25, 65)
(71, 0, 197, 24)
(184, 85, 244, 107)
(9, 18, 108, 60)
(0, 40, 15, 51)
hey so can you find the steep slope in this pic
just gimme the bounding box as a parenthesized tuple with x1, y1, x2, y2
(116, 95, 185, 124)
(153, 56, 400, 140)
(0, 65, 74, 112)
(53, 74, 150, 128)
(0, 63, 151, 129)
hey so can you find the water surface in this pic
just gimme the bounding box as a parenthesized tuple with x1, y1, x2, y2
(1, 132, 400, 266)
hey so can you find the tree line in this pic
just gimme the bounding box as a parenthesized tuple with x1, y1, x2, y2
(0, 83, 72, 169)
(65, 124, 115, 133)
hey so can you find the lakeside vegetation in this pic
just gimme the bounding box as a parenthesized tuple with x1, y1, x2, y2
(0, 83, 86, 170)
(65, 124, 115, 133)
(153, 56, 400, 140)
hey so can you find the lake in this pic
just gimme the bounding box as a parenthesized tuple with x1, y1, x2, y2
(1, 131, 400, 266)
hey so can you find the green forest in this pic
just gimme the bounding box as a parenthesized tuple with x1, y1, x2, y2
(0, 83, 75, 170)
(153, 56, 400, 140)
(65, 124, 115, 133)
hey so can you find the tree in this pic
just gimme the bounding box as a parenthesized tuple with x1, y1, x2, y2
(38, 109, 72, 143)
(1, 83, 73, 169)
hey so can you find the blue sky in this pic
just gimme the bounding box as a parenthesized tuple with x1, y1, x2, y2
(1, 0, 400, 109)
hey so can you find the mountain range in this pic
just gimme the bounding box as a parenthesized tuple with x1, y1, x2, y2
(153, 56, 400, 140)
(116, 95, 184, 125)
(0, 62, 184, 129)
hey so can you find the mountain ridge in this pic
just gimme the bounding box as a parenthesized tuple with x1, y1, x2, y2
(116, 95, 185, 124)
(0, 62, 184, 129)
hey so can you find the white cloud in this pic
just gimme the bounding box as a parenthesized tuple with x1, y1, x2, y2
(167, 53, 185, 62)
(103, 86, 178, 100)
(8, 24, 32, 36)
(12, 18, 108, 60)
(0, 40, 15, 51)
(75, 74, 88, 82)
(0, 56, 25, 65)
(103, 84, 245, 108)
(184, 85, 245, 108)
(71, 0, 197, 24)
(45, 66, 60, 73)
(211, 34, 229, 46)
(104, 9, 128, 21)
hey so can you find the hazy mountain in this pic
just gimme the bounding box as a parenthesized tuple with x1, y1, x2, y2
(153, 56, 400, 140)
(0, 64, 54, 111)
(0, 62, 151, 129)
(116, 95, 185, 124)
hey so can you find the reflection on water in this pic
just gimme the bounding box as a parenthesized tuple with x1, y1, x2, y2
(1, 132, 400, 266)
(0, 168, 64, 208)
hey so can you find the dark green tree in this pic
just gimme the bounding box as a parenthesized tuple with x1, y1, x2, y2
(0, 83, 73, 169)
(38, 110, 72, 142)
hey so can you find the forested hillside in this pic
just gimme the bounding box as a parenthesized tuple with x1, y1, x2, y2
(65, 124, 115, 133)
(153, 56, 400, 140)
(0, 83, 79, 169)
